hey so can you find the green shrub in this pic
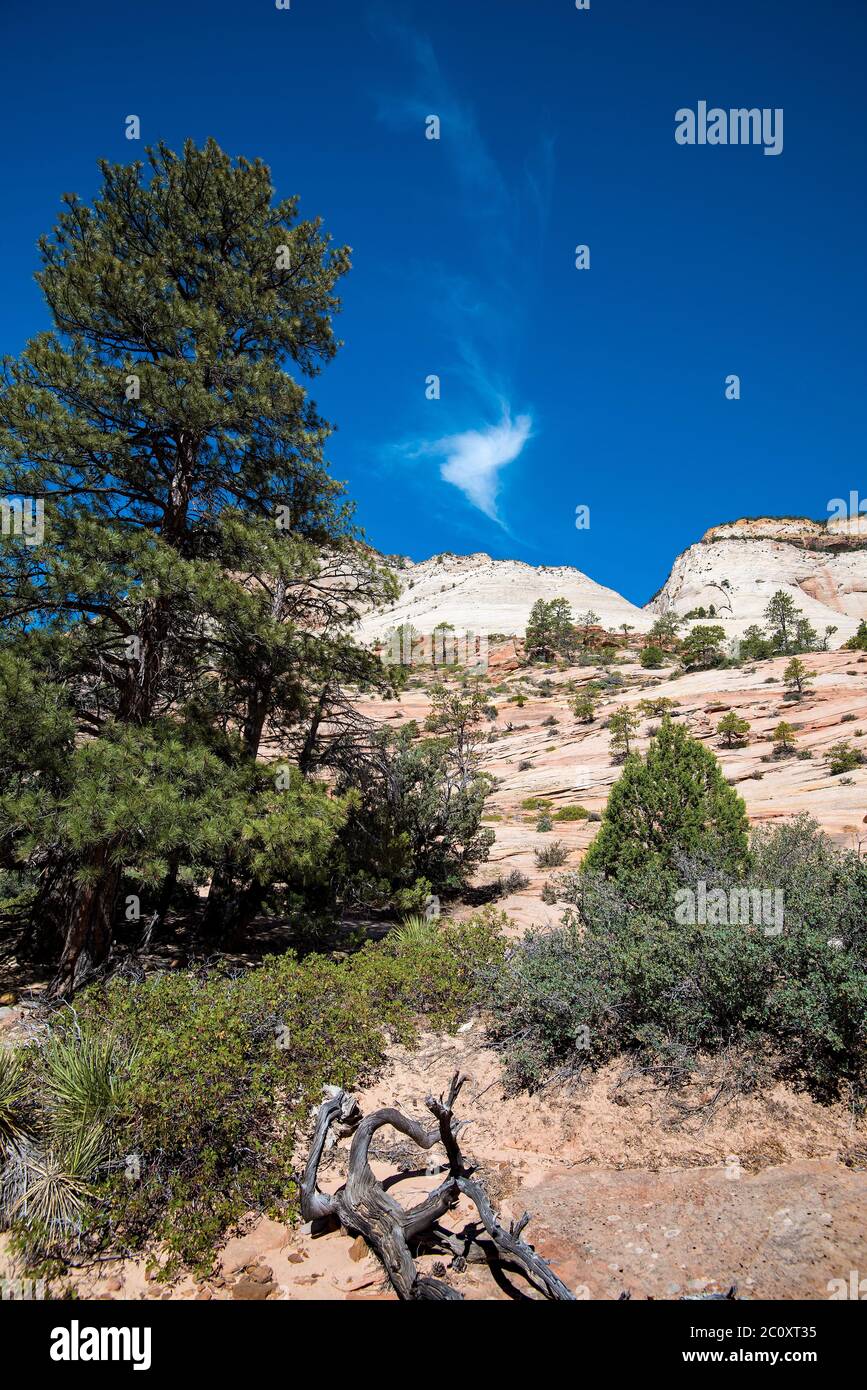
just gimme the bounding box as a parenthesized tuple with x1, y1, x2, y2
(638, 696, 679, 718)
(828, 741, 865, 776)
(772, 721, 798, 755)
(639, 645, 666, 669)
(3, 914, 505, 1272)
(716, 712, 751, 747)
(495, 869, 530, 894)
(552, 805, 590, 821)
(535, 840, 568, 869)
(843, 620, 867, 652)
(489, 818, 867, 1099)
(572, 689, 599, 722)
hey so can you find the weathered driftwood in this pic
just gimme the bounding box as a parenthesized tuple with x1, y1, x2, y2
(300, 1071, 575, 1301)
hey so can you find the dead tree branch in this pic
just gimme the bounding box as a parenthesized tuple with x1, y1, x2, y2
(300, 1071, 575, 1301)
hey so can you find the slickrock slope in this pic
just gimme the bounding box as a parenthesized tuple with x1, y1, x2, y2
(363, 647, 867, 934)
(649, 516, 867, 647)
(355, 551, 652, 643)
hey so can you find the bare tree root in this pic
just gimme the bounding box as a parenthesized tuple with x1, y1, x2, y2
(300, 1072, 576, 1301)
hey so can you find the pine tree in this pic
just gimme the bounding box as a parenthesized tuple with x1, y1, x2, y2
(784, 657, 814, 698)
(738, 624, 772, 662)
(772, 721, 798, 755)
(647, 612, 682, 647)
(716, 711, 751, 747)
(638, 644, 666, 669)
(525, 598, 575, 662)
(0, 140, 393, 993)
(765, 590, 800, 653)
(584, 717, 749, 882)
(843, 620, 867, 652)
(607, 707, 640, 761)
(679, 624, 727, 670)
(572, 685, 599, 722)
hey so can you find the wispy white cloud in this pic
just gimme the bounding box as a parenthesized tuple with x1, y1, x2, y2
(415, 411, 533, 524)
(371, 21, 508, 212)
(370, 14, 550, 532)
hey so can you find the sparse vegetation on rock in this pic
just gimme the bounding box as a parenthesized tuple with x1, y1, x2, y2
(828, 741, 866, 776)
(717, 712, 751, 747)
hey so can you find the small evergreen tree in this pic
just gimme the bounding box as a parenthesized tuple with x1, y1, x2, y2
(716, 711, 751, 747)
(639, 695, 679, 718)
(772, 721, 798, 756)
(828, 740, 865, 776)
(424, 682, 496, 790)
(738, 624, 772, 662)
(576, 609, 600, 648)
(765, 590, 800, 653)
(584, 718, 749, 882)
(784, 657, 814, 699)
(843, 620, 867, 652)
(572, 686, 599, 723)
(647, 612, 682, 647)
(794, 617, 818, 652)
(608, 707, 640, 761)
(680, 624, 727, 670)
(524, 598, 575, 663)
(639, 645, 666, 669)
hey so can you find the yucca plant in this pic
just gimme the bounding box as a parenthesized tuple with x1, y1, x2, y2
(1, 1124, 107, 1236)
(41, 1030, 124, 1137)
(390, 913, 441, 950)
(0, 1050, 29, 1153)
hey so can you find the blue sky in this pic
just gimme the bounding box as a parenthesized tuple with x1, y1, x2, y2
(2, 0, 865, 603)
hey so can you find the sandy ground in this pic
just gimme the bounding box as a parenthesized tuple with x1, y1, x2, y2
(6, 1028, 861, 1302)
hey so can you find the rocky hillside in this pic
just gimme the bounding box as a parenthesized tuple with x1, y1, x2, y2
(649, 516, 867, 646)
(357, 518, 867, 651)
(355, 551, 651, 643)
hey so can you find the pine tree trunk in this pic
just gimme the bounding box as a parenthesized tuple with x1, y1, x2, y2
(203, 868, 263, 943)
(202, 863, 239, 937)
(204, 666, 277, 936)
(47, 849, 120, 999)
(30, 861, 73, 963)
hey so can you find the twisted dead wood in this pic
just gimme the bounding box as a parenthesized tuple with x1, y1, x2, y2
(300, 1072, 575, 1301)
